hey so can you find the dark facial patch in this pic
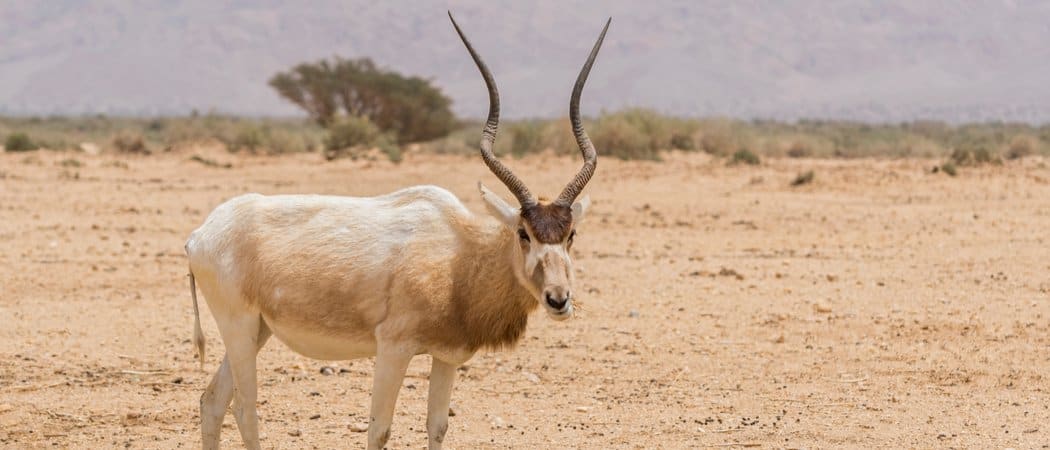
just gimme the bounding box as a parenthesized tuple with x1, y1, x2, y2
(520, 203, 573, 244)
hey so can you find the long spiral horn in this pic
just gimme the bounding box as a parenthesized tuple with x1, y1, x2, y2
(555, 18, 610, 207)
(449, 12, 536, 207)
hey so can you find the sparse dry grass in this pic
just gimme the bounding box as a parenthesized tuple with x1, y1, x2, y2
(0, 115, 324, 155)
(4, 113, 1050, 162)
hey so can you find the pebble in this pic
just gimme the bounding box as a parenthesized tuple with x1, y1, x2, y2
(288, 429, 301, 437)
(349, 422, 369, 432)
(628, 310, 640, 318)
(0, 404, 13, 414)
(319, 366, 336, 376)
(490, 416, 505, 429)
(448, 405, 457, 417)
(813, 302, 832, 313)
(576, 406, 591, 412)
(522, 371, 540, 383)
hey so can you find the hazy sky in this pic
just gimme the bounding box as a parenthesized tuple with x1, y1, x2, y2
(1, 1, 1048, 122)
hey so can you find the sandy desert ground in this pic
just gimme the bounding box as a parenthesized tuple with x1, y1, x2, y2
(1, 147, 1048, 449)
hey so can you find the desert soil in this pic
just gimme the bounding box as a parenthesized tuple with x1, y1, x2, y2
(1, 148, 1048, 449)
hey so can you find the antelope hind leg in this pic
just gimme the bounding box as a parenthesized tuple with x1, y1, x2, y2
(200, 322, 271, 449)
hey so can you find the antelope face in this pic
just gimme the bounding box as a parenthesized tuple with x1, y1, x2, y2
(454, 12, 607, 320)
(481, 187, 590, 320)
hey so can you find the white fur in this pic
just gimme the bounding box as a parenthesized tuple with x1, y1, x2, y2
(186, 184, 588, 450)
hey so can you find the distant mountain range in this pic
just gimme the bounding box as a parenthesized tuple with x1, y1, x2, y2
(2, 0, 1049, 123)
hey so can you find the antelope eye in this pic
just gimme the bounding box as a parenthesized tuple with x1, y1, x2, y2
(518, 228, 530, 242)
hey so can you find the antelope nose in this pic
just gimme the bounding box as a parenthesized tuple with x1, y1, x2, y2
(545, 291, 570, 310)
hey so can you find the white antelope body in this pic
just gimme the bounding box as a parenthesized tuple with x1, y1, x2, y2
(186, 13, 610, 450)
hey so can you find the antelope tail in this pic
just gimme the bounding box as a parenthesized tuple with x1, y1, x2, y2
(189, 271, 206, 371)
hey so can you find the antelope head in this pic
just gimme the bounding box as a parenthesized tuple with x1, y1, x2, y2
(450, 13, 609, 320)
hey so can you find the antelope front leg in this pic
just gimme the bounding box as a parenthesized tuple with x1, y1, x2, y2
(426, 358, 457, 449)
(367, 343, 413, 450)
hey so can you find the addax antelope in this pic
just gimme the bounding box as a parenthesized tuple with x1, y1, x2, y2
(185, 13, 610, 450)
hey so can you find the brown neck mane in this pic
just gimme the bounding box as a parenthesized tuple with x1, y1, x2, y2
(448, 218, 538, 351)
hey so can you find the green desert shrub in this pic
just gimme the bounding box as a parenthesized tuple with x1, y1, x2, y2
(590, 112, 660, 160)
(270, 57, 456, 143)
(230, 125, 266, 153)
(4, 132, 37, 152)
(1004, 134, 1038, 160)
(507, 120, 545, 157)
(323, 115, 398, 161)
(948, 146, 999, 166)
(729, 148, 760, 165)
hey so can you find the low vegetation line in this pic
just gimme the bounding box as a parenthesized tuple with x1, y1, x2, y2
(2, 112, 1048, 166)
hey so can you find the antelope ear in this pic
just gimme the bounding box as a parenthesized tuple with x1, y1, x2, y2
(571, 195, 590, 223)
(478, 182, 519, 227)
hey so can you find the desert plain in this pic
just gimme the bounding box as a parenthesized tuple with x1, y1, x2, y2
(1, 147, 1048, 448)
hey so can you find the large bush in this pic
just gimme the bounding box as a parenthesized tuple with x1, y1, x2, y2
(270, 58, 456, 143)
